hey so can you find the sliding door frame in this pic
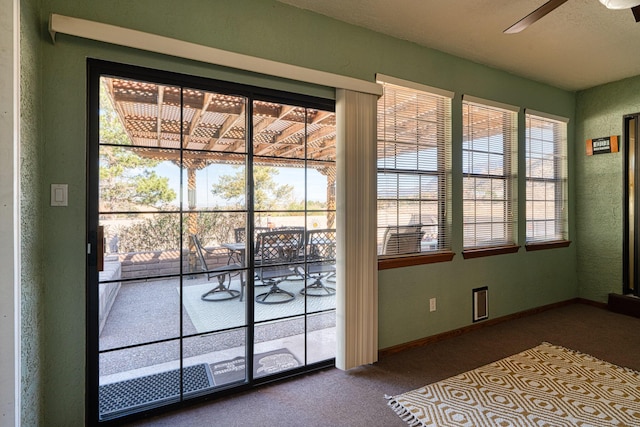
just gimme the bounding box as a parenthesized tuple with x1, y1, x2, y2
(623, 112, 639, 297)
(86, 59, 336, 424)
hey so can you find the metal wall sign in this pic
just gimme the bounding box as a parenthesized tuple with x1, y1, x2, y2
(586, 135, 619, 155)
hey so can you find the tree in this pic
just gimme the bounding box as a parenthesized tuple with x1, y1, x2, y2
(99, 84, 176, 211)
(210, 166, 296, 211)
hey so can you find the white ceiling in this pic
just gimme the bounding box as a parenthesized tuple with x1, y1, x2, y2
(276, 0, 640, 91)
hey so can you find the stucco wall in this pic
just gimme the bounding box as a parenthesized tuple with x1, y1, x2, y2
(575, 76, 640, 302)
(20, 0, 45, 425)
(37, 0, 578, 424)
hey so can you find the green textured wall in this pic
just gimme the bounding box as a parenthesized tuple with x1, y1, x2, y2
(37, 0, 577, 424)
(575, 76, 640, 302)
(20, 0, 44, 424)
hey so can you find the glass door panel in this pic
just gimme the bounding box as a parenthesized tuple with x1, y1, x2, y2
(98, 340, 181, 420)
(251, 100, 336, 375)
(91, 63, 335, 423)
(98, 77, 189, 421)
(97, 76, 253, 420)
(307, 311, 337, 364)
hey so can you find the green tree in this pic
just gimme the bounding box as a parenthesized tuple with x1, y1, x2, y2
(211, 166, 296, 211)
(99, 83, 176, 210)
(116, 212, 240, 252)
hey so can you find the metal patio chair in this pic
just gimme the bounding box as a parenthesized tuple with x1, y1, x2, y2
(381, 224, 424, 255)
(254, 230, 303, 304)
(191, 234, 243, 301)
(297, 229, 336, 297)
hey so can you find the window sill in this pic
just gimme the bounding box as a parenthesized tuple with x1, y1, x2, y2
(378, 251, 455, 270)
(525, 240, 572, 251)
(462, 245, 520, 259)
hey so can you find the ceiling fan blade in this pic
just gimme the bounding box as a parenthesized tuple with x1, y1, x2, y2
(632, 5, 640, 22)
(504, 0, 569, 34)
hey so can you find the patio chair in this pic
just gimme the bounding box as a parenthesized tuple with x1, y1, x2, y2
(191, 234, 243, 302)
(232, 226, 270, 284)
(296, 229, 336, 297)
(254, 230, 304, 304)
(381, 224, 424, 255)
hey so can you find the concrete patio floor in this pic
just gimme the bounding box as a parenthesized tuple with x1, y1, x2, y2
(99, 274, 336, 383)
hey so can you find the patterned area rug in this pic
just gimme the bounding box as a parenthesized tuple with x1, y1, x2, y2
(387, 342, 640, 427)
(180, 280, 335, 333)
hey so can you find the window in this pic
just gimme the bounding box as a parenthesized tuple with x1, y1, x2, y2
(376, 75, 452, 258)
(462, 96, 518, 250)
(525, 110, 568, 243)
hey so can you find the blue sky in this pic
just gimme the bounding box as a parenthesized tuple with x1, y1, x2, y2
(157, 161, 328, 208)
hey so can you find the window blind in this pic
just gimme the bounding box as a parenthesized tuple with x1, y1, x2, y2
(376, 77, 452, 256)
(462, 97, 517, 249)
(525, 111, 568, 243)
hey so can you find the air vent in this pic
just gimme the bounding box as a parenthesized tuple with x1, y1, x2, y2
(473, 287, 488, 322)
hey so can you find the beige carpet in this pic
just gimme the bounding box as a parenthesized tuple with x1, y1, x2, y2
(388, 342, 640, 427)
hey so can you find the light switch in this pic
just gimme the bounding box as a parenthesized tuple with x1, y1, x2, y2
(51, 184, 68, 206)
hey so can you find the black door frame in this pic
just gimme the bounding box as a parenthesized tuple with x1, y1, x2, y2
(623, 112, 640, 297)
(86, 59, 335, 425)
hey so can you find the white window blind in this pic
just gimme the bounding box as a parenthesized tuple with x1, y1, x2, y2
(525, 111, 568, 243)
(376, 77, 452, 256)
(462, 97, 518, 249)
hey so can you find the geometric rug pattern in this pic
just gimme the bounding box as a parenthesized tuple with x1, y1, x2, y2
(388, 342, 640, 427)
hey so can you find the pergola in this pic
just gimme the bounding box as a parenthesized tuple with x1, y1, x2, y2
(103, 77, 338, 235)
(103, 78, 504, 247)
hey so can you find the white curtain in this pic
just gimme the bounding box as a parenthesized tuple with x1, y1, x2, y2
(335, 89, 379, 370)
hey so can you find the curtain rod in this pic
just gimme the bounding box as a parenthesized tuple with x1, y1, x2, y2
(49, 13, 383, 97)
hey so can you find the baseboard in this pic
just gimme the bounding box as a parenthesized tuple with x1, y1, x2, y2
(379, 298, 587, 358)
(608, 293, 640, 318)
(576, 297, 608, 310)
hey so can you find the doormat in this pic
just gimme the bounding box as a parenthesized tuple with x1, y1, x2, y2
(211, 348, 301, 386)
(99, 363, 213, 419)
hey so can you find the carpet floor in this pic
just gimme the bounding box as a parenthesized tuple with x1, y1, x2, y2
(124, 303, 640, 427)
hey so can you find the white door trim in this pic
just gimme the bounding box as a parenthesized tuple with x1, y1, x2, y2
(0, 0, 21, 425)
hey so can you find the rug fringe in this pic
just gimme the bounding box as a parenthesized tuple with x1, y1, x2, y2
(386, 397, 423, 427)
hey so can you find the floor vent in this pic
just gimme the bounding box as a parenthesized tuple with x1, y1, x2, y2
(473, 287, 488, 322)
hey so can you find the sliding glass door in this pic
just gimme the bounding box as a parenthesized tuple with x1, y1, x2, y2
(87, 60, 336, 423)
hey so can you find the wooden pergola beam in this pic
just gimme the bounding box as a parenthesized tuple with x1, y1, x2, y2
(185, 92, 214, 146)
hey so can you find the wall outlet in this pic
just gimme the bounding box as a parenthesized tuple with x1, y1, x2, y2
(429, 297, 436, 312)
